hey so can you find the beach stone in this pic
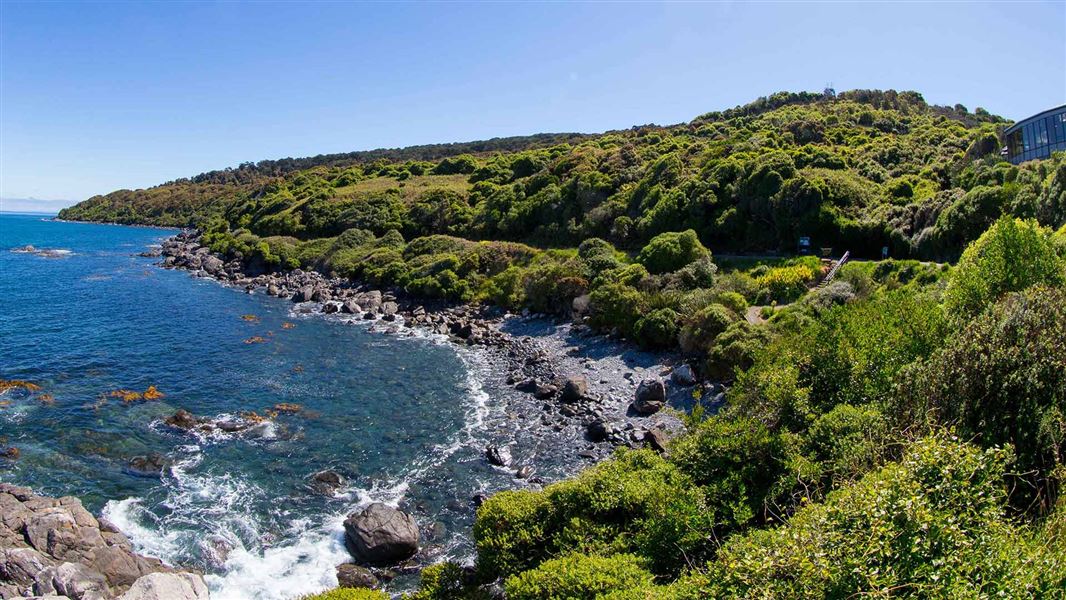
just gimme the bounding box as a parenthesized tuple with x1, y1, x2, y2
(381, 301, 399, 317)
(586, 419, 612, 442)
(343, 503, 419, 565)
(560, 376, 588, 403)
(341, 301, 362, 315)
(116, 572, 209, 600)
(644, 428, 670, 453)
(671, 364, 697, 386)
(335, 563, 378, 589)
(633, 379, 666, 415)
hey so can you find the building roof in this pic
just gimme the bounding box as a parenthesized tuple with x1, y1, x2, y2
(1004, 104, 1066, 135)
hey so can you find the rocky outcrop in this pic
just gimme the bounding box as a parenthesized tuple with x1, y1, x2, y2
(0, 484, 208, 600)
(343, 504, 419, 565)
(632, 379, 666, 415)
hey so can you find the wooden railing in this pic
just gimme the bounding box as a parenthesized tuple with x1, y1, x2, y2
(818, 250, 849, 288)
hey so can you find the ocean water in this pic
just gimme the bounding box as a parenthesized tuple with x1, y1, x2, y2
(0, 213, 588, 598)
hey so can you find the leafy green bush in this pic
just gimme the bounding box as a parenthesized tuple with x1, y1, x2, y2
(634, 308, 680, 349)
(943, 217, 1064, 319)
(636, 230, 710, 274)
(754, 264, 816, 304)
(704, 321, 773, 381)
(589, 283, 646, 336)
(504, 553, 654, 600)
(678, 303, 735, 354)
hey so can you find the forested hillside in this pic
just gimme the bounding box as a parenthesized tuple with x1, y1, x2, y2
(61, 89, 1064, 262)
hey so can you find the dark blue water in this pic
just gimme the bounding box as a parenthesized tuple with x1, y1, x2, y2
(0, 213, 579, 599)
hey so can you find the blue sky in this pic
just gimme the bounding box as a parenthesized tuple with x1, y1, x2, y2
(2, 1, 1064, 211)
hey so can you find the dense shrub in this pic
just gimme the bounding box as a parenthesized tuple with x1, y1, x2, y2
(678, 303, 735, 354)
(943, 217, 1064, 319)
(589, 283, 646, 336)
(902, 286, 1066, 510)
(704, 321, 773, 381)
(504, 553, 654, 600)
(634, 308, 680, 349)
(298, 588, 388, 600)
(636, 230, 710, 274)
(754, 264, 816, 304)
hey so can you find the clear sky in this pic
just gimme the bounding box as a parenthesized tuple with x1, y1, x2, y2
(2, 1, 1064, 211)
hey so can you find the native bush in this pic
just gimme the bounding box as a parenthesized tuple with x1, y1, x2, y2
(636, 230, 710, 274)
(678, 303, 735, 354)
(901, 286, 1066, 510)
(589, 282, 646, 336)
(943, 217, 1064, 319)
(504, 553, 654, 600)
(634, 308, 680, 349)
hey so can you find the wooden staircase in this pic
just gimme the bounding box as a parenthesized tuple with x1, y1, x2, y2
(818, 250, 849, 288)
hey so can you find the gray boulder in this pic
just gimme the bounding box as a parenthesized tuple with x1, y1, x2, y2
(485, 445, 511, 467)
(201, 256, 223, 275)
(633, 379, 666, 415)
(343, 503, 419, 565)
(116, 573, 209, 600)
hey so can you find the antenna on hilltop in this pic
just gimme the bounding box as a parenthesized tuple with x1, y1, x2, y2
(823, 83, 836, 98)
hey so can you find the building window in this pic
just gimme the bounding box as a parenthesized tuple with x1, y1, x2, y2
(1037, 119, 1049, 147)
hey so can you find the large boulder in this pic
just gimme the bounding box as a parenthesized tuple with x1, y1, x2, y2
(343, 503, 419, 565)
(632, 379, 666, 415)
(292, 286, 314, 303)
(201, 256, 223, 275)
(560, 376, 588, 403)
(117, 573, 209, 600)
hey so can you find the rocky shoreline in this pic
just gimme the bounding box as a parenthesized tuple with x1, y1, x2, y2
(154, 230, 707, 464)
(0, 483, 208, 600)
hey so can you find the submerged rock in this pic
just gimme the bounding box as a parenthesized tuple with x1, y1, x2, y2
(343, 503, 419, 565)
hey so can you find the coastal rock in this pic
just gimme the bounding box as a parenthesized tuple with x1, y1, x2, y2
(125, 454, 168, 478)
(670, 364, 697, 386)
(381, 301, 398, 317)
(485, 445, 511, 467)
(163, 410, 199, 430)
(341, 301, 362, 315)
(293, 286, 314, 303)
(308, 470, 345, 495)
(633, 379, 666, 415)
(0, 484, 197, 600)
(586, 419, 612, 442)
(560, 376, 588, 403)
(200, 256, 223, 275)
(116, 573, 209, 600)
(343, 503, 419, 565)
(335, 563, 378, 589)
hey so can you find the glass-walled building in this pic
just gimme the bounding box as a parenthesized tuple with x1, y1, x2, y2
(1004, 105, 1066, 164)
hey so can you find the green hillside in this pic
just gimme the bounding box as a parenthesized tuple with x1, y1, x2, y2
(61, 89, 1064, 262)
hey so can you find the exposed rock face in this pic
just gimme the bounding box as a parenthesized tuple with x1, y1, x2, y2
(343, 504, 419, 565)
(0, 483, 208, 600)
(633, 379, 666, 415)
